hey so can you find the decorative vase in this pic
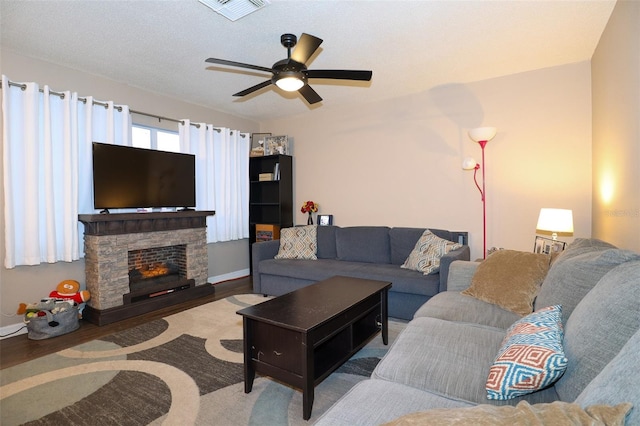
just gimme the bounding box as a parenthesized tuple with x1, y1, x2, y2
(307, 212, 313, 225)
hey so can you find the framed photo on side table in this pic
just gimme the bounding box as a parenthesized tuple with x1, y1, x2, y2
(318, 215, 333, 226)
(534, 236, 566, 254)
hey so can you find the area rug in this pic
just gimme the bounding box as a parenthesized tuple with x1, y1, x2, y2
(1, 294, 406, 425)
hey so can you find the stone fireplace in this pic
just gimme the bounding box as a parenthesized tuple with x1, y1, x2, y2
(79, 211, 215, 325)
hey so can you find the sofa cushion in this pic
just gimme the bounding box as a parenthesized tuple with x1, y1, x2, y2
(336, 226, 391, 264)
(576, 329, 640, 426)
(383, 401, 632, 426)
(274, 225, 317, 260)
(258, 258, 441, 297)
(552, 237, 617, 261)
(414, 291, 521, 330)
(554, 260, 640, 403)
(316, 225, 338, 259)
(401, 230, 462, 275)
(372, 316, 559, 405)
(462, 250, 551, 316)
(487, 305, 567, 400)
(314, 379, 474, 426)
(534, 240, 640, 324)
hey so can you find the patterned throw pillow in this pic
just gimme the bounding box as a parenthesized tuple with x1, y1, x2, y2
(274, 225, 317, 260)
(401, 230, 462, 274)
(486, 305, 568, 400)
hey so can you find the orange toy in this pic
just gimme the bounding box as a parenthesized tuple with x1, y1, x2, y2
(49, 280, 90, 305)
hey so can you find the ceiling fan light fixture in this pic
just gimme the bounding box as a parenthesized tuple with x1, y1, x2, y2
(273, 71, 305, 91)
(275, 77, 304, 91)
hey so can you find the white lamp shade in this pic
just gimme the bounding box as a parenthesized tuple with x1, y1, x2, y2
(468, 127, 497, 143)
(536, 208, 574, 233)
(462, 157, 478, 170)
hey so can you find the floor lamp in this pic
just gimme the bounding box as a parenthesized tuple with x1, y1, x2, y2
(462, 127, 497, 259)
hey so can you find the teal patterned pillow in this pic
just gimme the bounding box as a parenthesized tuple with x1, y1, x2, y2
(486, 305, 568, 400)
(401, 230, 462, 274)
(274, 226, 317, 260)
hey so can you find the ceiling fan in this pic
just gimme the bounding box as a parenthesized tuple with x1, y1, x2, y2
(205, 33, 372, 105)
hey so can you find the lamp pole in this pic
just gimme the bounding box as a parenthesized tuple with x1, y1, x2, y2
(479, 139, 487, 259)
(465, 127, 496, 260)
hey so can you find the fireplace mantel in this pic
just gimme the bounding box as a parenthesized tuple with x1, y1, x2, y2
(79, 210, 215, 236)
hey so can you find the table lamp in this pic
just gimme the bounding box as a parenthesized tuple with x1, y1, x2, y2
(536, 208, 574, 240)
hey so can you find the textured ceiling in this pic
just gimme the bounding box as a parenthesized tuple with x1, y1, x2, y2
(1, 0, 616, 122)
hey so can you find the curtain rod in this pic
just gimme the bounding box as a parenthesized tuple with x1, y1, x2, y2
(0, 79, 250, 135)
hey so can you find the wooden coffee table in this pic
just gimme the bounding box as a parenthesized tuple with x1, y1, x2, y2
(237, 275, 391, 420)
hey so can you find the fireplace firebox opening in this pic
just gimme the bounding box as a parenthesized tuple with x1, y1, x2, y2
(126, 244, 194, 304)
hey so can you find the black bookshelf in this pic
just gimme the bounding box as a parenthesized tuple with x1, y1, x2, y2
(249, 155, 293, 244)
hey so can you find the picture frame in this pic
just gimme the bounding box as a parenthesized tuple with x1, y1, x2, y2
(250, 133, 271, 157)
(534, 236, 566, 255)
(318, 214, 333, 226)
(264, 135, 289, 156)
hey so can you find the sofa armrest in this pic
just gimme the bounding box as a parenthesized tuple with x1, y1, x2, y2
(445, 260, 481, 292)
(251, 239, 280, 294)
(438, 245, 470, 292)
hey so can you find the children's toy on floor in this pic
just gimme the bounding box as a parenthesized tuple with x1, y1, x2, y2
(17, 280, 91, 340)
(49, 279, 90, 306)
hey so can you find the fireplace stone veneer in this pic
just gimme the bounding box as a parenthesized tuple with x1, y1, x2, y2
(79, 211, 214, 325)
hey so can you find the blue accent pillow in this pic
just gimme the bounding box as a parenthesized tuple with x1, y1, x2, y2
(486, 305, 568, 400)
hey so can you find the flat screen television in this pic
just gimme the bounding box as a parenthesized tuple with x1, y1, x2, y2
(92, 142, 196, 211)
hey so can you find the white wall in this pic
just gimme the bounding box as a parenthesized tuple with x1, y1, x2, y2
(591, 0, 640, 251)
(262, 62, 593, 259)
(0, 50, 257, 331)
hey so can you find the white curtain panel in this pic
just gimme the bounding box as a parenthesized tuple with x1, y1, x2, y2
(2, 75, 130, 268)
(179, 121, 250, 243)
(77, 97, 133, 221)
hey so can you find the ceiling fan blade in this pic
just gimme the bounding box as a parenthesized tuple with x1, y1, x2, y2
(233, 80, 273, 97)
(298, 84, 322, 104)
(305, 69, 373, 81)
(205, 58, 272, 73)
(291, 33, 323, 64)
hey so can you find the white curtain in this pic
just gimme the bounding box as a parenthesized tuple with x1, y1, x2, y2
(2, 75, 131, 268)
(179, 121, 250, 243)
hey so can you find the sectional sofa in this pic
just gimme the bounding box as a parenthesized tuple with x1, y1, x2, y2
(252, 225, 470, 320)
(315, 238, 640, 425)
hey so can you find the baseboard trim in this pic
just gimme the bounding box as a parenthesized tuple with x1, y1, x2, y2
(208, 269, 250, 284)
(0, 322, 28, 340)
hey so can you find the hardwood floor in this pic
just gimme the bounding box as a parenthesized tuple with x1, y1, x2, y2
(0, 276, 253, 370)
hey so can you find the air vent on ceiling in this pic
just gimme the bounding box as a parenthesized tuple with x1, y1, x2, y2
(198, 0, 270, 22)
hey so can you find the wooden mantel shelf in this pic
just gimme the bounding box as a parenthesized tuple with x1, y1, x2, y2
(79, 210, 215, 236)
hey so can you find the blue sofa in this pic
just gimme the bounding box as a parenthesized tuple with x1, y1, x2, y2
(316, 238, 640, 425)
(251, 226, 470, 320)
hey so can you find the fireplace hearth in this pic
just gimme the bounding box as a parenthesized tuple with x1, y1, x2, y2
(79, 211, 215, 325)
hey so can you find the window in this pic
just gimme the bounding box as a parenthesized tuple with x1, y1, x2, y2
(132, 124, 180, 152)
